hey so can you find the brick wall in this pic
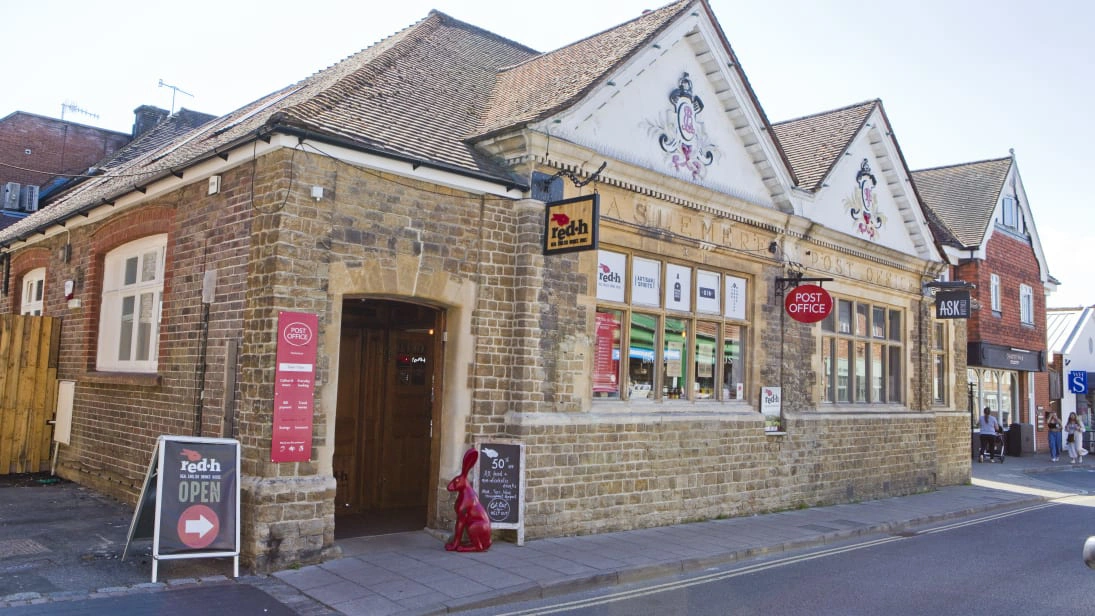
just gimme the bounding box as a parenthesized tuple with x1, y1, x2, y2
(0, 113, 130, 187)
(0, 163, 254, 501)
(959, 231, 1047, 350)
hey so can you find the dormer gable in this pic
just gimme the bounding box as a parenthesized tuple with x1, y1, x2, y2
(477, 0, 798, 213)
(773, 101, 940, 261)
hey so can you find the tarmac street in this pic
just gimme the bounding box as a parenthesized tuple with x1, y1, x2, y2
(0, 452, 1089, 615)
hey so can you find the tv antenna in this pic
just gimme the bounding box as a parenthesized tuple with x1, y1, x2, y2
(158, 79, 194, 114)
(60, 101, 99, 122)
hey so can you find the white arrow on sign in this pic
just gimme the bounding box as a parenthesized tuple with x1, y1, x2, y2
(184, 515, 215, 538)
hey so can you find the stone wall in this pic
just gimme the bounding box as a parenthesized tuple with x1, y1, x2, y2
(507, 411, 962, 538)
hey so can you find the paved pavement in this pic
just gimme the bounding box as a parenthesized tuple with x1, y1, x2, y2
(2, 452, 1091, 615)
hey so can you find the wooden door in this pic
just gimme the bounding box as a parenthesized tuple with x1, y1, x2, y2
(334, 303, 437, 516)
(379, 332, 433, 507)
(0, 315, 61, 474)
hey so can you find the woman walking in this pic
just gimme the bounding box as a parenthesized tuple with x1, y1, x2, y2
(1047, 410, 1062, 462)
(1065, 412, 1088, 464)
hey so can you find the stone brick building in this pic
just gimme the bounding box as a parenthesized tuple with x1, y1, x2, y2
(0, 0, 971, 572)
(914, 153, 1054, 451)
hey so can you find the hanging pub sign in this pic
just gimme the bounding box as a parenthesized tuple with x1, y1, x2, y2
(272, 311, 318, 463)
(544, 194, 599, 255)
(934, 290, 971, 319)
(783, 284, 833, 323)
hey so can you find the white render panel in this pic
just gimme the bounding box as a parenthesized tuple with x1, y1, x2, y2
(805, 137, 918, 256)
(546, 32, 775, 208)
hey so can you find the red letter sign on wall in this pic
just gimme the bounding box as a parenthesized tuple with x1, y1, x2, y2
(784, 284, 833, 324)
(272, 311, 318, 463)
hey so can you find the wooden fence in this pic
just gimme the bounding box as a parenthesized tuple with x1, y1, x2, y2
(0, 314, 60, 474)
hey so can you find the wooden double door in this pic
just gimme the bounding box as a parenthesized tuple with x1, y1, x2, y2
(334, 300, 442, 528)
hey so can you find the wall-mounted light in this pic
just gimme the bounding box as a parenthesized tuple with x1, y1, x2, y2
(311, 186, 324, 201)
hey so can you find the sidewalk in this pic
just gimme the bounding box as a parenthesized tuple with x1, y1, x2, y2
(1, 454, 1087, 615)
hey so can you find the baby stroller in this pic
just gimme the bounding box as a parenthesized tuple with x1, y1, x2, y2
(978, 430, 1006, 463)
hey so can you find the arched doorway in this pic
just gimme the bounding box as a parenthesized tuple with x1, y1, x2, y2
(334, 298, 443, 538)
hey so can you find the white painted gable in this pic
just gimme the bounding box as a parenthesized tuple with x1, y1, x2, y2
(803, 109, 938, 261)
(531, 12, 793, 212)
(984, 162, 1051, 284)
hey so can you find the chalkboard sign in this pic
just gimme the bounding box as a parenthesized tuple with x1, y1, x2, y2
(475, 440, 525, 545)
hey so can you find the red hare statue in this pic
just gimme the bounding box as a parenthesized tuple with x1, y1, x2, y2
(445, 448, 492, 552)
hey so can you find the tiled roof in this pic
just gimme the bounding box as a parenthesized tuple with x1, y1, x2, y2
(272, 11, 539, 177)
(477, 0, 695, 136)
(0, 12, 536, 245)
(911, 157, 1012, 249)
(0, 1, 717, 246)
(771, 100, 876, 191)
(97, 108, 218, 171)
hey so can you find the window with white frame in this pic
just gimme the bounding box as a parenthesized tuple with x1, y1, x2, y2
(1019, 284, 1033, 324)
(96, 235, 166, 372)
(821, 298, 903, 404)
(1001, 197, 1017, 229)
(20, 267, 45, 315)
(990, 274, 1001, 312)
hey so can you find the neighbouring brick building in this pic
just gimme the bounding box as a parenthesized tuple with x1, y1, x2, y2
(0, 0, 973, 572)
(914, 153, 1053, 452)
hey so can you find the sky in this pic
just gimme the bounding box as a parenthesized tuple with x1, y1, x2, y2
(2, 0, 1092, 308)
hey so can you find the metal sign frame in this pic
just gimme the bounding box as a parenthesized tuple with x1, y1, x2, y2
(473, 439, 526, 546)
(124, 435, 241, 582)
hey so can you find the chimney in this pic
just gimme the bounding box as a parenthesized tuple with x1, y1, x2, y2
(132, 105, 169, 138)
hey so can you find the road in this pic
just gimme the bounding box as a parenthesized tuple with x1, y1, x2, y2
(458, 496, 1095, 616)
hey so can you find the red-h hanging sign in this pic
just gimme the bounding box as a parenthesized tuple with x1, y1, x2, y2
(272, 311, 318, 462)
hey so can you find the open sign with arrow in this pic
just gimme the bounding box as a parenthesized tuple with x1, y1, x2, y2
(124, 435, 240, 582)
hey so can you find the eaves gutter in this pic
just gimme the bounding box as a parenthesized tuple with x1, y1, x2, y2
(1, 124, 530, 252)
(271, 124, 529, 194)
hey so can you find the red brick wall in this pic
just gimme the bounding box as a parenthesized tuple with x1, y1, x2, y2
(956, 230, 1049, 428)
(0, 112, 130, 188)
(0, 164, 253, 499)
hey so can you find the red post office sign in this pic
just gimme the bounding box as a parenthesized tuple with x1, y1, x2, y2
(784, 284, 833, 323)
(272, 311, 318, 462)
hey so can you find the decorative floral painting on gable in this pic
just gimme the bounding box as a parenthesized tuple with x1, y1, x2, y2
(644, 73, 719, 181)
(843, 159, 886, 240)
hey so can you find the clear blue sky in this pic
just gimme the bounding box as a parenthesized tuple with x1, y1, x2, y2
(3, 0, 1091, 308)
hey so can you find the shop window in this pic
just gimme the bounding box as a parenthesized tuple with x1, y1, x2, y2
(932, 322, 947, 405)
(1019, 284, 1033, 324)
(821, 298, 903, 404)
(596, 249, 749, 403)
(662, 317, 689, 398)
(96, 235, 166, 373)
(20, 267, 45, 315)
(694, 321, 718, 399)
(593, 309, 623, 399)
(627, 312, 657, 400)
(722, 324, 744, 399)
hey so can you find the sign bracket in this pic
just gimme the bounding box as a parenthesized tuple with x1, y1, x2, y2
(774, 273, 833, 297)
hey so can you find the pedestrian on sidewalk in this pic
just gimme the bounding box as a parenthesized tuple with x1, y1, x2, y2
(1047, 410, 1062, 462)
(978, 406, 1002, 463)
(1065, 412, 1087, 464)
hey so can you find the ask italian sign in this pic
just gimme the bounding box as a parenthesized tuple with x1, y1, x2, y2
(934, 290, 971, 319)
